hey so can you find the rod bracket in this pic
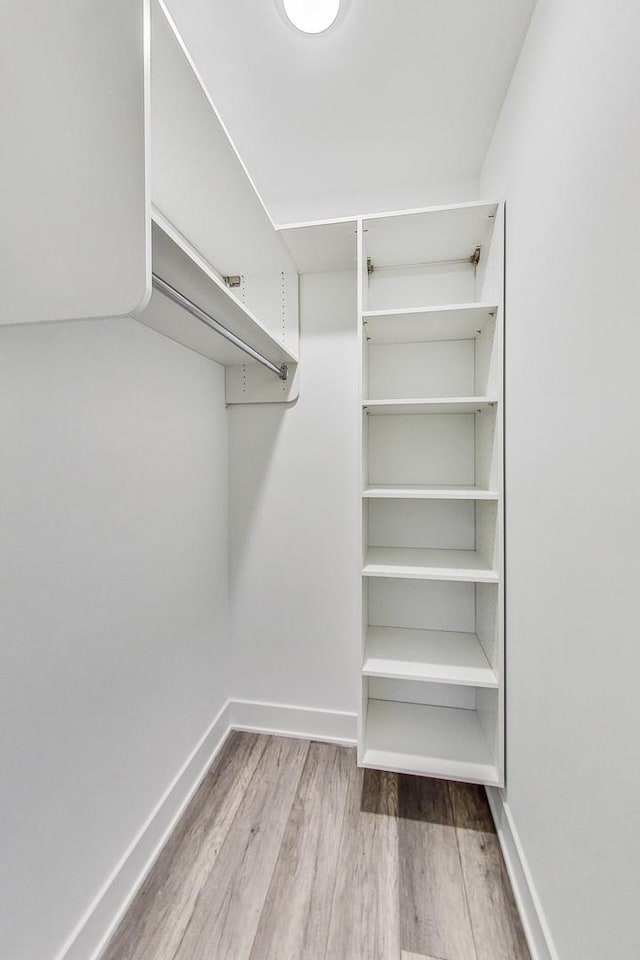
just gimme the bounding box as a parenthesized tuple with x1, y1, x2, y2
(278, 364, 289, 381)
(223, 275, 242, 288)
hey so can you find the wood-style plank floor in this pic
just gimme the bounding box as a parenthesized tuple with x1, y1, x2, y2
(101, 733, 530, 960)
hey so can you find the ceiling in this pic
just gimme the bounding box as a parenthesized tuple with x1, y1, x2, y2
(165, 0, 536, 224)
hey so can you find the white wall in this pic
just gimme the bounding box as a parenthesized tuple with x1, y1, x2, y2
(0, 318, 230, 960)
(229, 271, 360, 715)
(480, 2, 640, 957)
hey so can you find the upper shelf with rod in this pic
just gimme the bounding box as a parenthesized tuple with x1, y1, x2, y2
(3, 0, 299, 403)
(363, 202, 499, 312)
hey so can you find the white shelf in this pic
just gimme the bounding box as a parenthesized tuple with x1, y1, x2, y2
(364, 626, 498, 688)
(276, 217, 358, 273)
(363, 303, 498, 343)
(361, 699, 500, 785)
(363, 397, 497, 415)
(362, 484, 498, 500)
(363, 547, 499, 582)
(137, 213, 298, 369)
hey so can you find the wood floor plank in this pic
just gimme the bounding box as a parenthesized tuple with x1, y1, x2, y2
(398, 774, 477, 960)
(325, 766, 400, 960)
(401, 953, 446, 960)
(101, 731, 268, 960)
(249, 741, 354, 960)
(449, 782, 531, 960)
(172, 735, 309, 960)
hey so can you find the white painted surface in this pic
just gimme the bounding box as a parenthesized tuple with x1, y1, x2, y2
(362, 698, 499, 785)
(487, 789, 557, 960)
(140, 215, 298, 367)
(278, 219, 358, 273)
(62, 703, 232, 960)
(364, 397, 497, 415)
(364, 626, 497, 687)
(363, 303, 498, 344)
(369, 677, 477, 711)
(53, 697, 357, 960)
(228, 271, 360, 711)
(227, 699, 357, 746)
(363, 547, 499, 583)
(368, 578, 476, 634)
(1, 0, 150, 323)
(363, 484, 498, 500)
(150, 0, 295, 279)
(367, 413, 476, 485)
(163, 1, 533, 222)
(368, 499, 475, 551)
(0, 319, 230, 960)
(367, 339, 475, 400)
(481, 1, 640, 957)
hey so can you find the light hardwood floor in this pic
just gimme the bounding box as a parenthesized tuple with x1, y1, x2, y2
(101, 733, 530, 960)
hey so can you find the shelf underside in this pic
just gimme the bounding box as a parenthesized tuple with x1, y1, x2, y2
(277, 218, 357, 273)
(363, 202, 498, 269)
(362, 484, 498, 500)
(363, 303, 498, 343)
(363, 547, 499, 583)
(361, 699, 499, 785)
(364, 626, 498, 687)
(364, 397, 497, 415)
(137, 215, 298, 368)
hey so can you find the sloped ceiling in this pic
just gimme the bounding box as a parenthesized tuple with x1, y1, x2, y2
(165, 0, 536, 223)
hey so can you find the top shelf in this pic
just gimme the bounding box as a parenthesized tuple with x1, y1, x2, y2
(363, 302, 498, 343)
(363, 202, 498, 269)
(277, 217, 358, 274)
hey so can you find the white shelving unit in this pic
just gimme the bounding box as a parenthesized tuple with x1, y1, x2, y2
(5, 0, 299, 404)
(357, 200, 505, 786)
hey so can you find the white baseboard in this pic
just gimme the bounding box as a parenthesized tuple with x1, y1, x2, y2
(56, 700, 233, 960)
(56, 698, 356, 960)
(228, 698, 357, 745)
(486, 788, 559, 960)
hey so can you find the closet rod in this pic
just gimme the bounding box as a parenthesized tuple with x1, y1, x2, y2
(152, 274, 289, 381)
(367, 247, 481, 274)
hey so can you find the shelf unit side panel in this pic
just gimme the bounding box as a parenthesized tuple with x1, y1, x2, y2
(475, 583, 500, 670)
(357, 219, 367, 755)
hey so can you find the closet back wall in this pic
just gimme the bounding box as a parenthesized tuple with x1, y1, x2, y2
(0, 319, 230, 960)
(229, 271, 359, 727)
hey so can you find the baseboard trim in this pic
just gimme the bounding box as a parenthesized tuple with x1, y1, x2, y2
(56, 698, 356, 960)
(228, 698, 358, 745)
(56, 700, 233, 960)
(486, 787, 559, 960)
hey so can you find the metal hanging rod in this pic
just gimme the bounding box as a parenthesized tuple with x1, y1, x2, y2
(367, 246, 481, 275)
(152, 274, 289, 381)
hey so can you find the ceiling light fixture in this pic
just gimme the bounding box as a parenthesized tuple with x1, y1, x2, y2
(283, 0, 341, 34)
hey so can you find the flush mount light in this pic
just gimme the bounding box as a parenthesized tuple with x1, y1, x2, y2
(283, 0, 340, 34)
